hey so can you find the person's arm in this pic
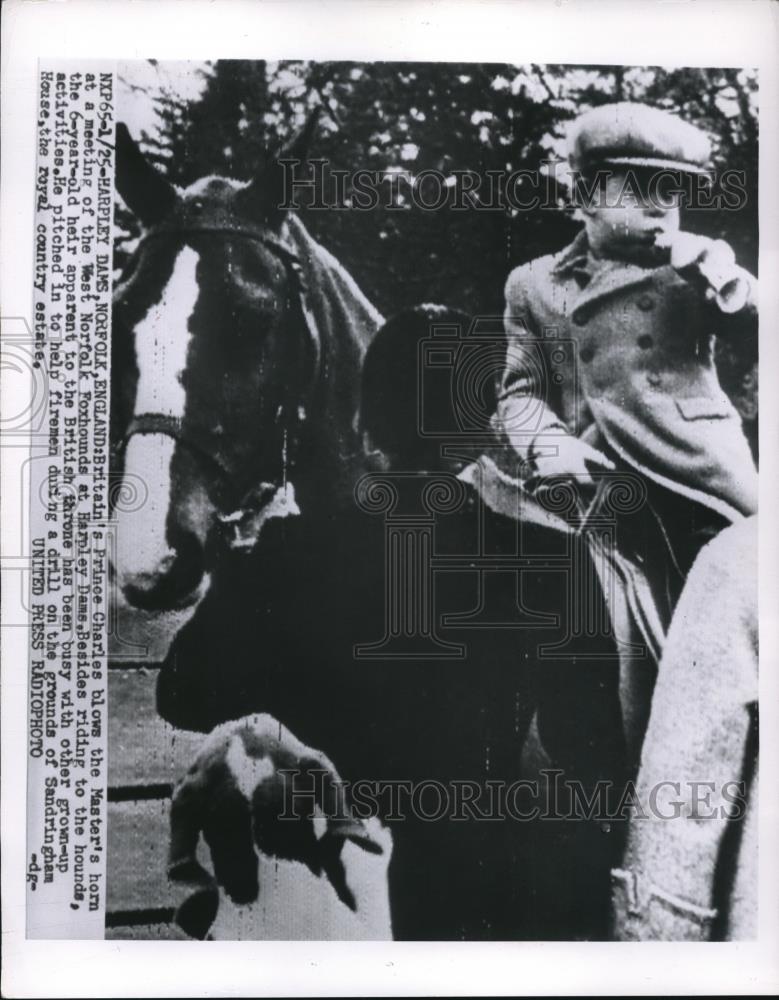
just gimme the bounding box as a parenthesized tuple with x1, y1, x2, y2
(656, 232, 757, 319)
(611, 519, 758, 941)
(496, 265, 613, 483)
(497, 264, 568, 462)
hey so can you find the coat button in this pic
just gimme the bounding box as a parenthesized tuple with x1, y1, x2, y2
(637, 294, 655, 311)
(579, 345, 594, 363)
(637, 334, 654, 349)
(647, 372, 661, 387)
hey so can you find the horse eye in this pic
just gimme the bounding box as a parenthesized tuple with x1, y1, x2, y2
(233, 295, 277, 324)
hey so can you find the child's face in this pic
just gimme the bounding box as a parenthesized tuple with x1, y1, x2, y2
(581, 170, 682, 261)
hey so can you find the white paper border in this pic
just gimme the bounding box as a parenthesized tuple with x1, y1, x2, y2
(2, 0, 778, 995)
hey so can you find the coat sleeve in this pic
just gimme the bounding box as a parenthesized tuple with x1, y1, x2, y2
(495, 264, 571, 462)
(698, 239, 758, 343)
(611, 518, 758, 941)
(697, 239, 757, 315)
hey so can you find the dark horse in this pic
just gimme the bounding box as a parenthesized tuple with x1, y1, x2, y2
(111, 125, 627, 941)
(111, 118, 380, 612)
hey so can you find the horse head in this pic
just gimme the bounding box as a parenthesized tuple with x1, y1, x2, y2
(111, 118, 338, 612)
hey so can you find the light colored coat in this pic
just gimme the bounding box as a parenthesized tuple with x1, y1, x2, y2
(611, 515, 758, 940)
(497, 229, 758, 522)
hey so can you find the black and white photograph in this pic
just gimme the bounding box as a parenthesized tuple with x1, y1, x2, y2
(2, 1, 778, 996)
(104, 57, 761, 944)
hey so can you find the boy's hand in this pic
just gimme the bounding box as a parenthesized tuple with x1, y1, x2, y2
(529, 435, 615, 487)
(654, 232, 749, 311)
(654, 231, 716, 272)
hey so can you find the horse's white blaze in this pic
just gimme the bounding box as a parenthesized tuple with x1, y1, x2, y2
(118, 435, 178, 582)
(117, 247, 200, 586)
(134, 245, 200, 418)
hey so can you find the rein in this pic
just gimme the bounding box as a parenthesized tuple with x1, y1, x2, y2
(114, 222, 321, 551)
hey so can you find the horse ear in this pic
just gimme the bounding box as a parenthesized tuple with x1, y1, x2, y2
(237, 106, 323, 228)
(115, 122, 177, 227)
(277, 105, 323, 164)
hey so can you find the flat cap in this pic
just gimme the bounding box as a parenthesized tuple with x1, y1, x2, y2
(568, 102, 712, 175)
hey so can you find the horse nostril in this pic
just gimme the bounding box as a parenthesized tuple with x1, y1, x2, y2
(122, 530, 206, 611)
(165, 528, 206, 591)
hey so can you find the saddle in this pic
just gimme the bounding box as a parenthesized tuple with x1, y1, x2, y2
(465, 451, 669, 769)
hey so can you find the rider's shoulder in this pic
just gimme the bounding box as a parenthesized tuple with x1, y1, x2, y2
(504, 239, 581, 304)
(694, 515, 757, 583)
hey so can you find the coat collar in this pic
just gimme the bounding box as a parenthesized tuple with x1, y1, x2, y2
(551, 228, 592, 278)
(552, 228, 655, 319)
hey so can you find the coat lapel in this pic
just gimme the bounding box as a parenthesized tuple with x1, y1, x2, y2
(552, 229, 654, 320)
(571, 261, 654, 319)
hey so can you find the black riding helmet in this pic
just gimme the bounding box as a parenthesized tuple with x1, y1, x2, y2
(359, 304, 497, 470)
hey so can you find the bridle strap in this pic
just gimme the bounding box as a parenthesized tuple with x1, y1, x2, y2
(135, 222, 323, 391)
(125, 412, 182, 438)
(116, 222, 321, 535)
(120, 411, 236, 488)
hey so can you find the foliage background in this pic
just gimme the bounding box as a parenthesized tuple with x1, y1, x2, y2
(116, 61, 759, 452)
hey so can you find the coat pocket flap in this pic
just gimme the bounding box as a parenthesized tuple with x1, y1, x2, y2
(675, 395, 735, 421)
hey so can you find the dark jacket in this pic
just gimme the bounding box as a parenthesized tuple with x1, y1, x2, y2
(158, 473, 625, 939)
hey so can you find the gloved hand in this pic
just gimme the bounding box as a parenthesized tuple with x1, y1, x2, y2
(168, 713, 383, 938)
(528, 434, 615, 487)
(654, 232, 750, 312)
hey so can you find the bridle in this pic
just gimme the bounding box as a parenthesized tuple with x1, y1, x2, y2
(112, 220, 322, 551)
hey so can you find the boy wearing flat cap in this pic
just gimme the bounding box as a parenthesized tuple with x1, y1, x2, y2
(495, 102, 758, 622)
